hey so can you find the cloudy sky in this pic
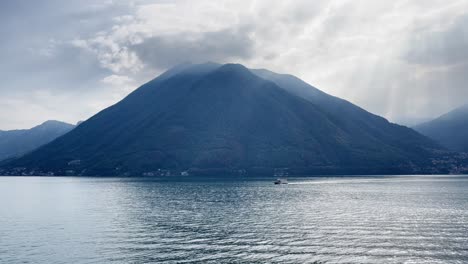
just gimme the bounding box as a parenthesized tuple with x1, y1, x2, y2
(1, 0, 468, 129)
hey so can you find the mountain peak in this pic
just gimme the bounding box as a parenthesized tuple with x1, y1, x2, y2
(422, 103, 468, 124)
(2, 63, 445, 175)
(218, 63, 248, 71)
(212, 63, 256, 79)
(415, 103, 468, 152)
(159, 62, 252, 82)
(36, 120, 74, 130)
(157, 62, 221, 81)
(40, 120, 68, 126)
(0, 120, 75, 162)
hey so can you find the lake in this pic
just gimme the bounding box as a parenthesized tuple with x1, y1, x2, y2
(1, 176, 467, 263)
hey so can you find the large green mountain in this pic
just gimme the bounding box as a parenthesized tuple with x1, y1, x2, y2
(2, 63, 444, 176)
(0, 120, 75, 161)
(414, 104, 468, 152)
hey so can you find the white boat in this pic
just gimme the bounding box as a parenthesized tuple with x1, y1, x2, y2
(274, 178, 288, 184)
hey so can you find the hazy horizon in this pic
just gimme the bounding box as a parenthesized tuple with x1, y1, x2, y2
(1, 0, 468, 129)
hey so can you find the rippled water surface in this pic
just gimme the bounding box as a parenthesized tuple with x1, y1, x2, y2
(1, 176, 468, 263)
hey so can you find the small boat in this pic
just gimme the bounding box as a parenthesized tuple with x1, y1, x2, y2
(274, 178, 288, 184)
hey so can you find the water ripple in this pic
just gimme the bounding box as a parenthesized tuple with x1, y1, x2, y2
(1, 176, 468, 263)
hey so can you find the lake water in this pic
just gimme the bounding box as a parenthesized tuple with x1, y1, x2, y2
(1, 176, 467, 263)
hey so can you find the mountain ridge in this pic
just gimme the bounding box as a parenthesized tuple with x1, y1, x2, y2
(0, 120, 75, 162)
(1, 63, 451, 176)
(414, 104, 468, 152)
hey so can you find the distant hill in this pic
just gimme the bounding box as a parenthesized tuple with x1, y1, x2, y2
(0, 120, 75, 161)
(1, 63, 445, 176)
(414, 104, 468, 152)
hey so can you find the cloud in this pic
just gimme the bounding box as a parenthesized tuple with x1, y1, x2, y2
(130, 27, 255, 70)
(101, 74, 137, 92)
(1, 0, 468, 129)
(404, 13, 468, 67)
(101, 74, 134, 86)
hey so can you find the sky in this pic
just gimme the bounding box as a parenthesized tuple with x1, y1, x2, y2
(1, 0, 468, 129)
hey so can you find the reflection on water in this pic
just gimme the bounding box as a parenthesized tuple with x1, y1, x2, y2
(1, 176, 468, 263)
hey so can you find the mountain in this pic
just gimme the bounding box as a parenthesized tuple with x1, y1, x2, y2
(1, 63, 445, 176)
(414, 104, 468, 152)
(0, 120, 75, 161)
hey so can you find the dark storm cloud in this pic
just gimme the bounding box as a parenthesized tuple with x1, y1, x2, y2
(130, 27, 255, 70)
